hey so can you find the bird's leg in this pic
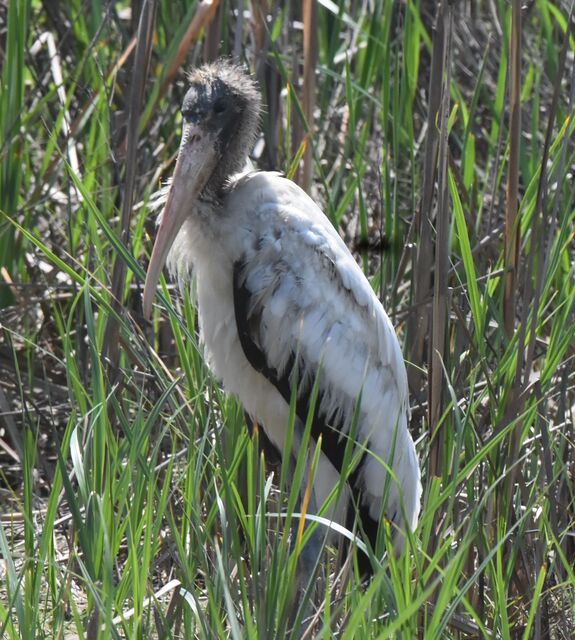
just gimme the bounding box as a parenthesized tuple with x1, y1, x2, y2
(287, 444, 328, 634)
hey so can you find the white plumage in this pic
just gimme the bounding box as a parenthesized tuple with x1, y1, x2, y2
(143, 60, 421, 572)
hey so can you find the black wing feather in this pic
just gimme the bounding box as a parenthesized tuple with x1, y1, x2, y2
(233, 260, 379, 572)
(234, 260, 346, 470)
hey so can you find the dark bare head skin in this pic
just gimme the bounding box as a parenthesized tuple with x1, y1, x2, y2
(143, 60, 262, 318)
(182, 60, 262, 195)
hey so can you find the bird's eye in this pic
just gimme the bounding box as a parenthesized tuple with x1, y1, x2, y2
(182, 109, 197, 124)
(213, 99, 228, 115)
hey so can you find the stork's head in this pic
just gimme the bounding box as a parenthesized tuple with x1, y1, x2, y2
(143, 60, 261, 318)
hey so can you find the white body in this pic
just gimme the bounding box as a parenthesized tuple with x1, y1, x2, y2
(167, 171, 421, 539)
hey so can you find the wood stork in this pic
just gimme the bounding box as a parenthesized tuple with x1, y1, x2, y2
(143, 59, 421, 575)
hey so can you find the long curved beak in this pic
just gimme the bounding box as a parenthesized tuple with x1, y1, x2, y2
(143, 126, 218, 319)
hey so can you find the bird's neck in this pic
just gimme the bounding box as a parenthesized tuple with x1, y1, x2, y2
(198, 184, 223, 207)
(206, 111, 259, 198)
(202, 148, 249, 201)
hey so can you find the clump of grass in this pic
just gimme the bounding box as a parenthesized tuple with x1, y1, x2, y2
(1, 1, 574, 638)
